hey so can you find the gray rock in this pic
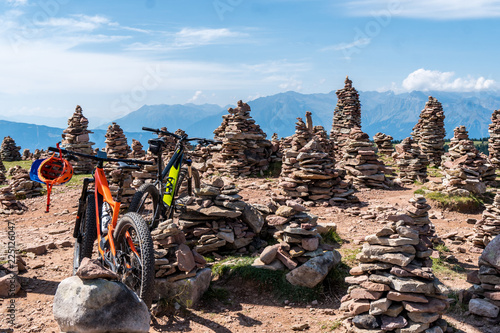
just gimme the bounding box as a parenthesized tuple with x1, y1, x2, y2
(366, 235, 419, 246)
(480, 234, 500, 270)
(468, 298, 500, 318)
(389, 275, 435, 294)
(395, 320, 429, 333)
(370, 298, 392, 316)
(286, 250, 341, 288)
(353, 314, 380, 329)
(155, 267, 212, 308)
(241, 203, 265, 233)
(260, 244, 280, 264)
(53, 276, 150, 333)
(407, 312, 440, 324)
(252, 258, 285, 271)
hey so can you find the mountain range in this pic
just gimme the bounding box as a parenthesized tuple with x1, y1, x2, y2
(2, 90, 499, 152)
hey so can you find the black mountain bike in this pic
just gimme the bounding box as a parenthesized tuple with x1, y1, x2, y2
(48, 146, 156, 307)
(128, 127, 220, 229)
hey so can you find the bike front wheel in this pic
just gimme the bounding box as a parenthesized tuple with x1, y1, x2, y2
(114, 212, 155, 307)
(73, 194, 97, 274)
(128, 183, 160, 230)
(176, 166, 201, 197)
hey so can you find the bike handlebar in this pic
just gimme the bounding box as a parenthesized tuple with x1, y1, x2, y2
(142, 127, 221, 146)
(48, 147, 154, 165)
(142, 127, 182, 140)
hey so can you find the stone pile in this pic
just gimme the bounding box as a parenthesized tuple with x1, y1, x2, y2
(269, 133, 283, 164)
(129, 139, 146, 159)
(373, 133, 394, 156)
(488, 109, 500, 168)
(341, 195, 449, 333)
(468, 235, 500, 320)
(340, 127, 391, 189)
(8, 165, 44, 199)
(103, 123, 134, 209)
(61, 105, 95, 174)
(21, 149, 32, 160)
(313, 125, 335, 156)
(32, 149, 42, 160)
(441, 126, 495, 195)
(211, 100, 272, 177)
(177, 177, 265, 255)
(256, 200, 341, 288)
(0, 170, 5, 185)
(411, 97, 446, 167)
(0, 136, 21, 161)
(472, 192, 500, 248)
(0, 158, 6, 173)
(330, 76, 362, 158)
(0, 187, 26, 214)
(393, 137, 428, 184)
(128, 139, 157, 189)
(276, 117, 357, 205)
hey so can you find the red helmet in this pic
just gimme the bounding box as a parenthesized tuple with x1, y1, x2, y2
(38, 156, 73, 185)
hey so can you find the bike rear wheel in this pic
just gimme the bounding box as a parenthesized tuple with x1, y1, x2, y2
(73, 194, 97, 274)
(114, 212, 155, 307)
(128, 183, 160, 230)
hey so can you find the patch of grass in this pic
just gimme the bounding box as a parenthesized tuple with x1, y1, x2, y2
(427, 166, 443, 178)
(414, 188, 425, 195)
(413, 180, 424, 186)
(418, 190, 483, 213)
(321, 229, 343, 245)
(447, 290, 468, 313)
(66, 173, 92, 187)
(434, 244, 450, 253)
(431, 257, 466, 277)
(338, 248, 361, 268)
(4, 160, 32, 171)
(320, 320, 342, 331)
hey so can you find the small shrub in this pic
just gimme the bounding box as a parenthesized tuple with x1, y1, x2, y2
(321, 229, 343, 245)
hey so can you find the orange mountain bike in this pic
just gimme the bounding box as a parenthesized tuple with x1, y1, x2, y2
(47, 146, 156, 307)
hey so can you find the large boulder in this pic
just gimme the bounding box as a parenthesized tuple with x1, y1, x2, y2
(53, 276, 150, 333)
(480, 234, 500, 270)
(286, 250, 341, 288)
(155, 267, 212, 307)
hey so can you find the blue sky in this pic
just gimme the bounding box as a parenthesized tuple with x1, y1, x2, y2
(0, 0, 499, 127)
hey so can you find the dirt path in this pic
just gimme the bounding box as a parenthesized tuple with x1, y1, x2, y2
(0, 179, 492, 333)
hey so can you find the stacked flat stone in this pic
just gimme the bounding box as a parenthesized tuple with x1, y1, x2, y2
(103, 123, 134, 209)
(340, 127, 390, 189)
(441, 126, 495, 195)
(150, 221, 207, 280)
(129, 139, 146, 159)
(61, 105, 95, 174)
(411, 97, 446, 167)
(393, 137, 428, 184)
(211, 100, 272, 177)
(341, 196, 449, 333)
(488, 109, 500, 168)
(314, 125, 335, 156)
(277, 117, 356, 205)
(8, 166, 43, 199)
(255, 201, 341, 288)
(270, 133, 283, 164)
(0, 187, 26, 214)
(177, 177, 265, 255)
(0, 157, 6, 173)
(472, 193, 500, 248)
(0, 169, 6, 185)
(21, 149, 32, 160)
(32, 149, 42, 160)
(330, 76, 362, 158)
(1, 136, 21, 161)
(373, 133, 394, 156)
(468, 235, 500, 320)
(129, 139, 156, 189)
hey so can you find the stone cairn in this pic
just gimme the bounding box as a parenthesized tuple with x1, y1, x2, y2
(8, 166, 44, 199)
(411, 97, 446, 167)
(255, 201, 341, 288)
(330, 76, 362, 158)
(129, 139, 146, 159)
(488, 109, 500, 168)
(210, 100, 272, 177)
(61, 105, 95, 174)
(340, 195, 448, 333)
(150, 220, 208, 280)
(32, 149, 42, 160)
(0, 187, 26, 214)
(0, 136, 21, 161)
(276, 117, 357, 205)
(340, 127, 391, 189)
(373, 133, 394, 156)
(472, 193, 500, 248)
(21, 149, 32, 160)
(176, 177, 265, 255)
(393, 137, 428, 184)
(103, 123, 134, 209)
(128, 139, 157, 190)
(467, 235, 500, 320)
(269, 133, 283, 164)
(313, 125, 335, 156)
(441, 126, 495, 196)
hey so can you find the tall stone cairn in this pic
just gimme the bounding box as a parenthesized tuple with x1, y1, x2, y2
(340, 127, 390, 189)
(441, 126, 494, 195)
(61, 105, 95, 174)
(104, 123, 134, 209)
(373, 133, 394, 156)
(488, 109, 500, 168)
(276, 117, 356, 205)
(393, 137, 428, 184)
(21, 149, 32, 160)
(211, 100, 272, 177)
(330, 76, 362, 158)
(467, 235, 500, 319)
(472, 193, 500, 248)
(256, 201, 341, 288)
(0, 136, 21, 161)
(411, 97, 446, 167)
(340, 195, 449, 333)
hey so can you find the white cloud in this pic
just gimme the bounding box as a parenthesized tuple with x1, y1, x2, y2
(5, 0, 27, 6)
(188, 90, 203, 103)
(401, 69, 496, 92)
(174, 28, 247, 47)
(322, 37, 371, 51)
(36, 15, 113, 31)
(343, 0, 500, 19)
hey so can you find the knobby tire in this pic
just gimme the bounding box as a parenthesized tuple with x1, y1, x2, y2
(73, 194, 97, 274)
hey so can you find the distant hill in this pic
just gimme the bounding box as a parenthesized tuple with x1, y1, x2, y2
(3, 90, 500, 151)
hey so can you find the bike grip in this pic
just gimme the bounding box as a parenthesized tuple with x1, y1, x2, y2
(142, 127, 159, 132)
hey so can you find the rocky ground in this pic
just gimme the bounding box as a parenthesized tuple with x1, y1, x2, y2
(0, 175, 495, 333)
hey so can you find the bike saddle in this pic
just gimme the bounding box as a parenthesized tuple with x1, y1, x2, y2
(117, 162, 141, 170)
